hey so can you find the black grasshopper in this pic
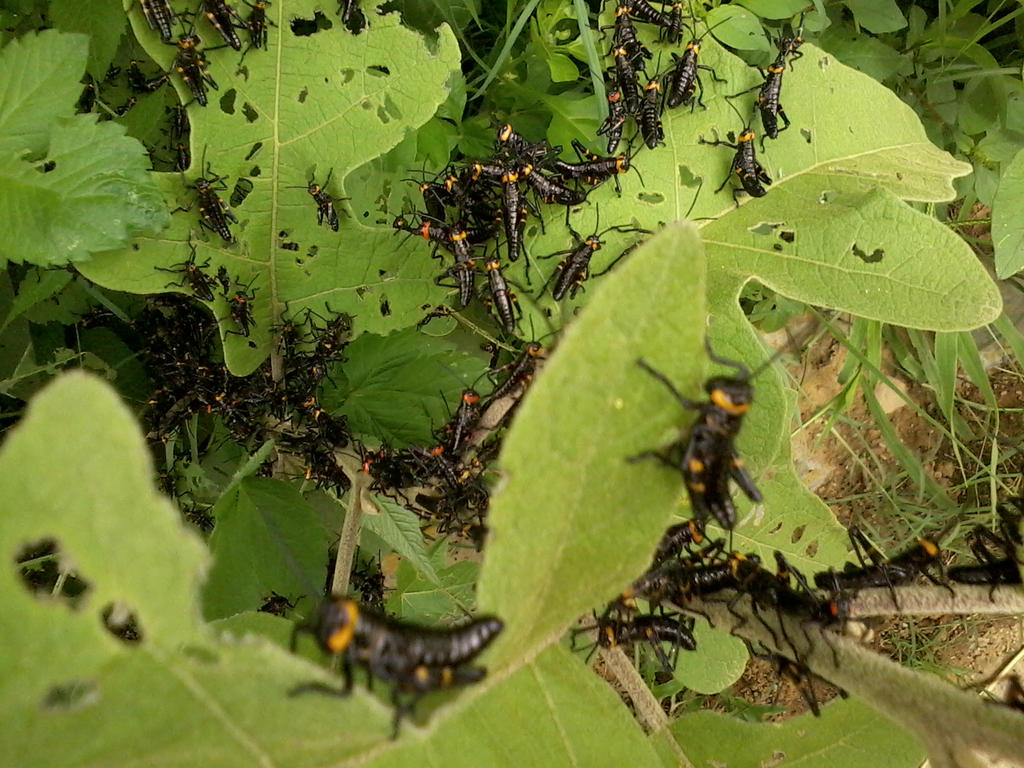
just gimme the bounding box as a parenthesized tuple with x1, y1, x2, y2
(597, 81, 629, 154)
(201, 0, 245, 50)
(192, 168, 239, 243)
(700, 111, 772, 203)
(484, 260, 519, 333)
(665, 19, 729, 110)
(541, 220, 647, 300)
(303, 172, 341, 231)
(291, 597, 503, 738)
(156, 244, 219, 301)
(631, 343, 762, 530)
(138, 0, 177, 42)
(171, 31, 217, 107)
(731, 12, 808, 142)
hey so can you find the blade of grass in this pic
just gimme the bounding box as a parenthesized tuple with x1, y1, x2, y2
(473, 0, 543, 100)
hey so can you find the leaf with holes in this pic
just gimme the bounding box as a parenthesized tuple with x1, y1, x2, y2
(78, 2, 461, 375)
(0, 31, 169, 266)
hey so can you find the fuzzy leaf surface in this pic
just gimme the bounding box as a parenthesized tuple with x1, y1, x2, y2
(666, 699, 925, 767)
(477, 223, 707, 669)
(993, 146, 1024, 279)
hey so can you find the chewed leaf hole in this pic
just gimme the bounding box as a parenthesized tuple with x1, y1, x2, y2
(16, 537, 91, 607)
(678, 165, 701, 187)
(41, 680, 99, 712)
(102, 603, 144, 644)
(748, 221, 786, 236)
(636, 191, 664, 205)
(219, 88, 236, 115)
(290, 12, 332, 36)
(852, 243, 884, 263)
(366, 64, 390, 77)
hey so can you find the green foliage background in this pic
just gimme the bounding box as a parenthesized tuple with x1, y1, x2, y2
(0, 0, 1022, 766)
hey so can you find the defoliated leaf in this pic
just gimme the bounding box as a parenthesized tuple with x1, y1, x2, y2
(993, 147, 1024, 279)
(0, 373, 459, 764)
(668, 699, 925, 767)
(702, 180, 1000, 331)
(203, 477, 330, 620)
(0, 116, 170, 265)
(319, 327, 483, 445)
(362, 644, 666, 768)
(477, 223, 706, 670)
(0, 30, 87, 157)
(362, 495, 440, 587)
(79, 2, 462, 375)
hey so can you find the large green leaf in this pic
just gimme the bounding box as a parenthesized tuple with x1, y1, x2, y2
(78, 2, 462, 375)
(362, 644, 667, 768)
(477, 222, 707, 668)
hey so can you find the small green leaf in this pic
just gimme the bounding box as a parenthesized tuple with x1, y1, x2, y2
(673, 621, 748, 693)
(0, 269, 73, 333)
(0, 29, 87, 157)
(818, 27, 912, 82)
(668, 699, 925, 767)
(993, 147, 1024, 279)
(320, 328, 483, 446)
(363, 495, 440, 587)
(843, 0, 907, 33)
(706, 6, 772, 52)
(203, 478, 330, 620)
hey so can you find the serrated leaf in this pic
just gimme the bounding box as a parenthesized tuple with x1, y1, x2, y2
(0, 29, 87, 157)
(993, 147, 1024, 279)
(387, 539, 479, 623)
(78, 3, 462, 375)
(478, 223, 706, 669)
(0, 115, 170, 265)
(363, 495, 440, 587)
(362, 644, 666, 768)
(667, 699, 925, 767)
(0, 269, 73, 333)
(203, 477, 330, 620)
(320, 327, 483, 445)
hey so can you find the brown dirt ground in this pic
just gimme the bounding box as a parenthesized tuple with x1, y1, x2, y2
(727, 325, 1024, 717)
